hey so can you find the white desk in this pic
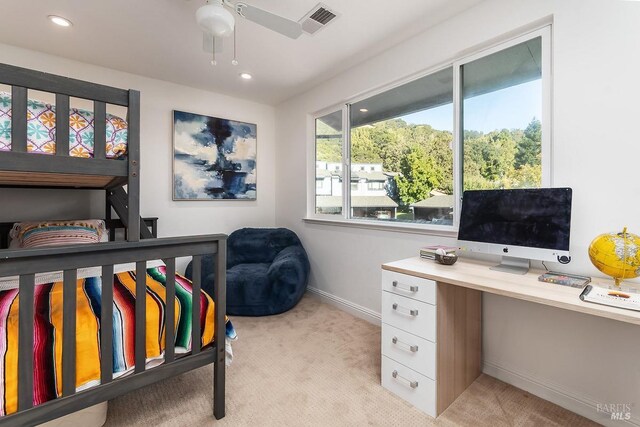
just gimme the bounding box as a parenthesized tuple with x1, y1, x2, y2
(380, 257, 640, 417)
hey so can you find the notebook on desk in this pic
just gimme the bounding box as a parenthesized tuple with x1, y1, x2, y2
(579, 285, 640, 312)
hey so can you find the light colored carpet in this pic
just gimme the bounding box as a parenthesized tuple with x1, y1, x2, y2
(105, 294, 598, 427)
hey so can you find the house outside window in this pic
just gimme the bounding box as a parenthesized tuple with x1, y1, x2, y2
(311, 27, 551, 230)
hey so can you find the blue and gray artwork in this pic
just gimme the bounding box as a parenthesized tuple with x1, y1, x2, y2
(173, 111, 257, 200)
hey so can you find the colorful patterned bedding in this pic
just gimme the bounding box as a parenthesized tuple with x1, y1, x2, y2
(10, 219, 107, 249)
(0, 265, 235, 416)
(0, 92, 128, 158)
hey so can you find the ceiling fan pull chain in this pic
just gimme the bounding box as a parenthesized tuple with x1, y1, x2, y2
(232, 24, 239, 65)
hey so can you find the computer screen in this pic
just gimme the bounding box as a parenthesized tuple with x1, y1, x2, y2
(458, 188, 572, 251)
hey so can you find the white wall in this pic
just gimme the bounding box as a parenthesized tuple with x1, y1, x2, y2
(275, 0, 640, 424)
(0, 43, 276, 241)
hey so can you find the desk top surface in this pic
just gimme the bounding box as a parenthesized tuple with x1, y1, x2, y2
(382, 257, 640, 326)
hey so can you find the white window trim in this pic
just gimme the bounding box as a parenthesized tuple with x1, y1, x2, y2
(306, 24, 553, 235)
(342, 104, 351, 218)
(303, 216, 459, 237)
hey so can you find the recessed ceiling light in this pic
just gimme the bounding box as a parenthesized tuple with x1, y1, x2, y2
(359, 108, 368, 112)
(239, 73, 252, 80)
(48, 15, 73, 27)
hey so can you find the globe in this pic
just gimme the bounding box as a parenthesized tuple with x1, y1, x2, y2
(588, 227, 640, 286)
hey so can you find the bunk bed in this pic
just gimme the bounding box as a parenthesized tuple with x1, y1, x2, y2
(0, 63, 227, 426)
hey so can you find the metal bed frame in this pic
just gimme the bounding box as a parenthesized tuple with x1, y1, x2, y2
(0, 63, 227, 425)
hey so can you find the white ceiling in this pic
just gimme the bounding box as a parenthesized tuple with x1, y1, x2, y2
(0, 0, 483, 105)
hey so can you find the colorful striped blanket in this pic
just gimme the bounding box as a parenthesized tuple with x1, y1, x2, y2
(0, 265, 235, 416)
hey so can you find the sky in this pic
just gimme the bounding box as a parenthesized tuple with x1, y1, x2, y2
(402, 79, 542, 133)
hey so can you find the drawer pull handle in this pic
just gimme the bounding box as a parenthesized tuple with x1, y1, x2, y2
(392, 370, 418, 389)
(392, 303, 419, 316)
(392, 336, 419, 353)
(392, 281, 418, 293)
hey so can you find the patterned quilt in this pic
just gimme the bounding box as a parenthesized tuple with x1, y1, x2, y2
(0, 91, 128, 158)
(0, 266, 235, 416)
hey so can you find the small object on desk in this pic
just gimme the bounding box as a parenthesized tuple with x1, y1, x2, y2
(538, 272, 591, 288)
(580, 284, 640, 312)
(420, 245, 457, 260)
(588, 226, 640, 287)
(434, 248, 458, 265)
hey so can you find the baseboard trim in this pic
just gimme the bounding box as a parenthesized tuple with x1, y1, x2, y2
(306, 287, 381, 325)
(483, 359, 640, 427)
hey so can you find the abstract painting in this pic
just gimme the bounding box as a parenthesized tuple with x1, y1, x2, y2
(173, 110, 257, 200)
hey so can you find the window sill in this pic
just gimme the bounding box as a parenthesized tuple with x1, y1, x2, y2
(302, 217, 458, 237)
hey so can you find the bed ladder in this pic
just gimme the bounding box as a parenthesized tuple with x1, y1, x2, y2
(107, 187, 154, 240)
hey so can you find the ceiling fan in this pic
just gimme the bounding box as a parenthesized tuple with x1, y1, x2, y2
(196, 0, 303, 66)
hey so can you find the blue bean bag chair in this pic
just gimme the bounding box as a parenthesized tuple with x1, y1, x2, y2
(185, 228, 310, 316)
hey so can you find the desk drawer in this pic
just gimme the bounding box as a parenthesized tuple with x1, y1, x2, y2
(382, 323, 436, 380)
(382, 291, 436, 342)
(382, 356, 436, 417)
(382, 270, 436, 304)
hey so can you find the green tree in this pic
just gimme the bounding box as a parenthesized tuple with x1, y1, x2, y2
(508, 163, 542, 188)
(318, 114, 544, 199)
(316, 119, 343, 162)
(515, 118, 541, 168)
(425, 130, 453, 193)
(463, 129, 519, 190)
(394, 146, 441, 205)
(348, 120, 455, 198)
(316, 139, 342, 162)
(351, 127, 382, 162)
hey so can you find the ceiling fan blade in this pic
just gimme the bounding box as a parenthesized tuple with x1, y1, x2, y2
(202, 32, 225, 53)
(236, 3, 303, 39)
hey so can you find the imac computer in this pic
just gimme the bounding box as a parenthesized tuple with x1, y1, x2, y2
(457, 188, 572, 274)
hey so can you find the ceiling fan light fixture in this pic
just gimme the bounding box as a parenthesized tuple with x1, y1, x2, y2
(196, 0, 306, 66)
(196, 1, 235, 38)
(48, 15, 72, 27)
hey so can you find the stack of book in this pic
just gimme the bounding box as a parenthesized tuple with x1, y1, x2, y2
(420, 245, 458, 260)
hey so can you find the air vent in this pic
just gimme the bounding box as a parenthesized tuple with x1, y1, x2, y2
(310, 7, 336, 25)
(300, 3, 338, 35)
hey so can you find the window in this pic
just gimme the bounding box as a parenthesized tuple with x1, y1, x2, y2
(461, 36, 544, 191)
(349, 67, 454, 223)
(311, 27, 550, 229)
(315, 110, 343, 215)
